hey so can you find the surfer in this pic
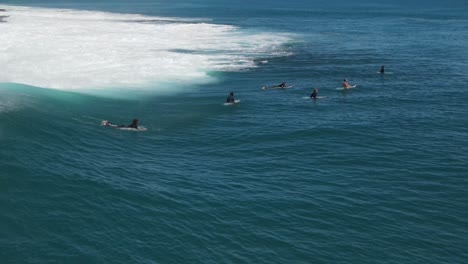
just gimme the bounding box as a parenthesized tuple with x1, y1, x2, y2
(310, 88, 318, 99)
(103, 118, 139, 128)
(226, 92, 235, 103)
(380, 65, 385, 74)
(128, 118, 139, 129)
(343, 79, 352, 89)
(274, 82, 286, 88)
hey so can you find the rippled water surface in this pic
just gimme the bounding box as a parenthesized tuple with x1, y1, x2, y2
(1, 0, 468, 263)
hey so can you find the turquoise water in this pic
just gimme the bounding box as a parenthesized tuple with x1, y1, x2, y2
(1, 1, 468, 263)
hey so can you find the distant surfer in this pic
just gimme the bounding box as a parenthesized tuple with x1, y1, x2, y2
(128, 118, 139, 128)
(226, 92, 235, 103)
(343, 79, 352, 89)
(102, 118, 139, 128)
(310, 88, 318, 99)
(380, 65, 385, 74)
(274, 82, 286, 88)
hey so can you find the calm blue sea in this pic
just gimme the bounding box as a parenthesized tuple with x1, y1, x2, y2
(1, 0, 468, 263)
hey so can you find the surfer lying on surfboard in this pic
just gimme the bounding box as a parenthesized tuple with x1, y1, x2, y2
(274, 81, 287, 88)
(103, 118, 139, 129)
(261, 82, 293, 90)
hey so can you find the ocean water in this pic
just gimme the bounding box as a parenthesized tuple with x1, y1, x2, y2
(1, 0, 468, 263)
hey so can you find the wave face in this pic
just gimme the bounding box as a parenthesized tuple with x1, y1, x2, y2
(0, 5, 291, 90)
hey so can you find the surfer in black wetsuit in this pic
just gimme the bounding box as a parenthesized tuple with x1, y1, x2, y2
(103, 118, 139, 128)
(127, 118, 139, 128)
(380, 65, 385, 74)
(226, 92, 235, 103)
(310, 88, 318, 99)
(275, 82, 286, 88)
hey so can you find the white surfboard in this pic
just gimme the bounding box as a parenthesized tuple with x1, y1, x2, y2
(262, 85, 294, 90)
(224, 100, 240, 106)
(336, 85, 357, 90)
(117, 127, 148, 131)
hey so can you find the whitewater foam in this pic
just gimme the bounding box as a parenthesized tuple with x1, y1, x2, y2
(0, 5, 293, 91)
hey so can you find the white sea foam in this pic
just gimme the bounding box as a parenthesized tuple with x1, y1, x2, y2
(0, 5, 293, 91)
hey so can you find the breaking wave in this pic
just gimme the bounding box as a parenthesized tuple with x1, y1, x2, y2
(0, 5, 293, 91)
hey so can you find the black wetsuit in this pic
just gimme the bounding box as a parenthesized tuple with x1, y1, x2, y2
(311, 91, 318, 99)
(380, 66, 385, 73)
(226, 95, 235, 103)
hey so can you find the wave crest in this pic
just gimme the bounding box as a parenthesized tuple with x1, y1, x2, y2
(0, 5, 293, 90)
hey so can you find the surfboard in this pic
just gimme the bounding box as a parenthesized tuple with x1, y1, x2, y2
(117, 127, 147, 131)
(302, 96, 327, 99)
(224, 100, 240, 106)
(101, 120, 147, 131)
(262, 85, 293, 90)
(336, 85, 357, 90)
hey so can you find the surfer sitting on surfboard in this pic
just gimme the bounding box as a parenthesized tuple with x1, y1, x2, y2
(103, 118, 139, 128)
(226, 92, 235, 103)
(343, 79, 353, 89)
(380, 65, 385, 74)
(128, 118, 139, 128)
(310, 88, 318, 99)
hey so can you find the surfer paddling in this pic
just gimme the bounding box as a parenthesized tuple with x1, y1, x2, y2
(102, 118, 139, 128)
(261, 81, 293, 90)
(274, 82, 287, 88)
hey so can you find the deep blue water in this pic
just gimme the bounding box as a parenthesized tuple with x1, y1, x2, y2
(1, 0, 468, 263)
